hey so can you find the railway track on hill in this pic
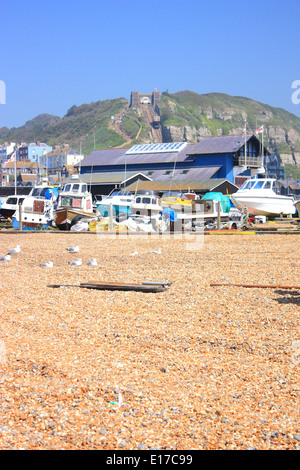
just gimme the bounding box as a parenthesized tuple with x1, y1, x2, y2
(140, 103, 163, 143)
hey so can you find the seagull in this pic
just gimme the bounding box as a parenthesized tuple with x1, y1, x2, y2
(0, 254, 11, 262)
(87, 258, 98, 266)
(66, 246, 79, 253)
(7, 245, 21, 255)
(41, 261, 53, 268)
(130, 251, 138, 256)
(69, 258, 82, 266)
(151, 248, 162, 254)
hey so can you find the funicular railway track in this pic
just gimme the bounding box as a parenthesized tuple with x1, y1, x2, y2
(141, 103, 162, 142)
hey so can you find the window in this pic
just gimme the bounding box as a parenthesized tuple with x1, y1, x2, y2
(142, 197, 151, 204)
(253, 180, 264, 189)
(6, 197, 17, 205)
(72, 198, 82, 208)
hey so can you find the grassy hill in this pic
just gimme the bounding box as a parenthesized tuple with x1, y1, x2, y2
(0, 98, 130, 154)
(1, 91, 300, 178)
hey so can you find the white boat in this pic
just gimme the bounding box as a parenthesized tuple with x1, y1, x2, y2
(0, 183, 56, 221)
(95, 189, 134, 218)
(54, 176, 97, 230)
(130, 193, 162, 217)
(0, 194, 27, 219)
(233, 173, 296, 218)
(294, 199, 300, 216)
(12, 195, 54, 230)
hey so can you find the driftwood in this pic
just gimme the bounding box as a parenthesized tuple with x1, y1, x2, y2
(48, 280, 171, 293)
(210, 283, 300, 290)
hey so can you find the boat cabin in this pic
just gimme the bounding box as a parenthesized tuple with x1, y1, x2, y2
(58, 179, 94, 213)
(239, 178, 281, 194)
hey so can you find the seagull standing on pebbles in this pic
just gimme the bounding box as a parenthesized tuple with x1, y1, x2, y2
(87, 258, 98, 266)
(7, 245, 21, 255)
(0, 254, 11, 262)
(151, 248, 162, 254)
(66, 246, 79, 253)
(130, 251, 138, 256)
(69, 258, 82, 266)
(41, 261, 53, 268)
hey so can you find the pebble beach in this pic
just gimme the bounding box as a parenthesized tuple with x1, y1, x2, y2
(0, 230, 299, 450)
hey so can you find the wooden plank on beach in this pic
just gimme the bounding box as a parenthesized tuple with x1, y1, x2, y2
(48, 280, 170, 292)
(210, 283, 300, 290)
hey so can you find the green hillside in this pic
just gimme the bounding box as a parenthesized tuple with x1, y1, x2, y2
(0, 98, 130, 155)
(1, 91, 300, 180)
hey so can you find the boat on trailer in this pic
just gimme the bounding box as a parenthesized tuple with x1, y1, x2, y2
(233, 170, 296, 218)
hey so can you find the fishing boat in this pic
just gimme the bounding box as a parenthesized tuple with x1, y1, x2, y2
(130, 192, 162, 217)
(0, 194, 27, 219)
(160, 191, 192, 213)
(0, 182, 56, 221)
(233, 170, 296, 218)
(12, 195, 54, 230)
(95, 189, 134, 217)
(54, 176, 97, 230)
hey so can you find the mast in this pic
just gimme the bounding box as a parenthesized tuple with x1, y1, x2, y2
(262, 127, 264, 168)
(14, 150, 17, 195)
(243, 119, 247, 167)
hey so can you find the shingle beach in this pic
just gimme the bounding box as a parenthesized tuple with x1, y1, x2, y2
(0, 231, 299, 450)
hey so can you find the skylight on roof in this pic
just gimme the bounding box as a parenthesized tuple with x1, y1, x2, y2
(126, 142, 187, 155)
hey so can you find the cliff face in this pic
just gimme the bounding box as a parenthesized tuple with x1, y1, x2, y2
(159, 91, 300, 167)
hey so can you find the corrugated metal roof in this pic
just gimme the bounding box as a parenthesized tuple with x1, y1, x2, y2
(145, 166, 220, 181)
(126, 178, 237, 192)
(61, 171, 151, 185)
(79, 147, 195, 167)
(186, 135, 253, 155)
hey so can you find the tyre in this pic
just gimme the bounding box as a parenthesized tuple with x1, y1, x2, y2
(70, 215, 84, 227)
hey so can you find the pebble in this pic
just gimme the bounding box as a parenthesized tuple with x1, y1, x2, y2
(0, 232, 299, 450)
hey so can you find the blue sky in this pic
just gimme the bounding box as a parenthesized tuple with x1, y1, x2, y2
(1, 0, 300, 128)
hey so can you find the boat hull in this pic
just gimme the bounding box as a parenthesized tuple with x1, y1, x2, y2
(0, 208, 16, 219)
(233, 195, 296, 217)
(295, 200, 300, 216)
(12, 217, 52, 230)
(54, 207, 95, 230)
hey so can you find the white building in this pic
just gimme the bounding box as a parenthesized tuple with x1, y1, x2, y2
(41, 145, 84, 171)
